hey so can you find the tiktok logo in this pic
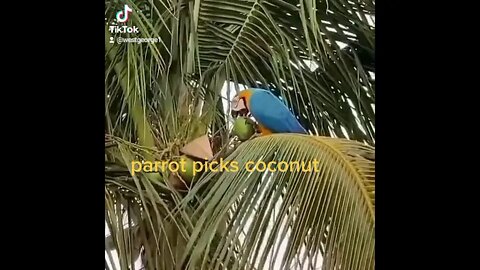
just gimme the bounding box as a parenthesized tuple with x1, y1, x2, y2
(108, 4, 139, 35)
(116, 4, 133, 23)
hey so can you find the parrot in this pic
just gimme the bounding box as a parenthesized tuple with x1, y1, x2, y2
(231, 88, 307, 135)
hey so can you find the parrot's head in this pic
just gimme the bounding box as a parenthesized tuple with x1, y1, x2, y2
(231, 89, 254, 118)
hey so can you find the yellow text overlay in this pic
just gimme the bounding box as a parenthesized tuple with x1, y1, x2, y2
(131, 158, 321, 176)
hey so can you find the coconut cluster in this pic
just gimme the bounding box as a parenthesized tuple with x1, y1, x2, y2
(168, 117, 256, 190)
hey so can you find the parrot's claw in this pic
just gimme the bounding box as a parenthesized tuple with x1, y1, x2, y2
(250, 133, 262, 140)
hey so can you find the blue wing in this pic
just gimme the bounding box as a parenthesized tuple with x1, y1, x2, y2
(249, 89, 307, 134)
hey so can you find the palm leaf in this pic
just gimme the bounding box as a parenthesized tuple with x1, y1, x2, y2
(190, 0, 375, 144)
(179, 134, 374, 270)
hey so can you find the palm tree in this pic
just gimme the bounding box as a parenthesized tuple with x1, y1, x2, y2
(105, 0, 374, 269)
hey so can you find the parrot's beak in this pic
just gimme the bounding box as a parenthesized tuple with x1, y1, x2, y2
(230, 96, 249, 117)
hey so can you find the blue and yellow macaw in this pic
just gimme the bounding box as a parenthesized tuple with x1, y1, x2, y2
(231, 88, 307, 135)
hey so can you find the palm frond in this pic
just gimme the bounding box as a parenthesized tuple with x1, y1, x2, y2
(190, 0, 375, 144)
(105, 140, 197, 270)
(179, 134, 374, 270)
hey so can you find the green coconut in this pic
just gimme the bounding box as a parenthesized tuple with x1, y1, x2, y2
(178, 155, 196, 182)
(233, 117, 256, 141)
